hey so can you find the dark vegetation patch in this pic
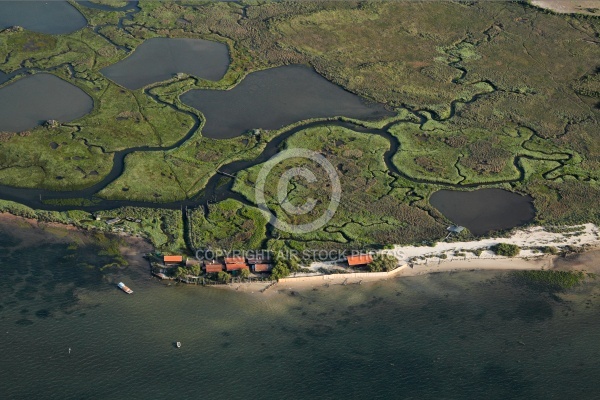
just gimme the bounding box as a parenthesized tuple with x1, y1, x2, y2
(511, 270, 589, 292)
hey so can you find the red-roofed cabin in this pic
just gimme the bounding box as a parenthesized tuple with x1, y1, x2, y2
(205, 263, 224, 273)
(247, 255, 272, 265)
(164, 255, 183, 265)
(253, 263, 273, 273)
(226, 263, 249, 272)
(224, 256, 246, 264)
(346, 254, 373, 266)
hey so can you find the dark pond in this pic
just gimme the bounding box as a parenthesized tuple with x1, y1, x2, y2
(101, 38, 230, 90)
(180, 64, 394, 139)
(0, 73, 94, 132)
(0, 1, 87, 34)
(430, 188, 536, 235)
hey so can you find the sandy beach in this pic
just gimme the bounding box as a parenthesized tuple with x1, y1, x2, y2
(531, 0, 600, 15)
(248, 223, 600, 292)
(3, 211, 599, 294)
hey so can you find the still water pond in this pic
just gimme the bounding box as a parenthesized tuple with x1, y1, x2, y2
(0, 73, 93, 132)
(0, 1, 87, 34)
(430, 188, 536, 235)
(101, 38, 230, 90)
(181, 64, 394, 139)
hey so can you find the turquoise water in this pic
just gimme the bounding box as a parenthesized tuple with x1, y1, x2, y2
(1, 220, 600, 399)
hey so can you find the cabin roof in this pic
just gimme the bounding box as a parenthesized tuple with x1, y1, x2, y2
(226, 263, 249, 271)
(164, 255, 183, 263)
(205, 264, 224, 273)
(247, 255, 272, 264)
(224, 256, 246, 264)
(253, 263, 273, 272)
(346, 254, 373, 266)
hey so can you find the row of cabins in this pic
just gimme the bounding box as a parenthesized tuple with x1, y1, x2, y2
(163, 255, 274, 274)
(161, 253, 375, 276)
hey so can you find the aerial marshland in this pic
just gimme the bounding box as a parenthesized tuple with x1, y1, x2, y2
(0, 0, 598, 256)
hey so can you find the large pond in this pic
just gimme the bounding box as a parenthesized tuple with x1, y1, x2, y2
(101, 38, 230, 90)
(0, 73, 94, 132)
(181, 64, 394, 139)
(430, 188, 536, 235)
(0, 1, 87, 34)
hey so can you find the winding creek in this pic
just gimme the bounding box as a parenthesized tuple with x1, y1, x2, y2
(0, 59, 565, 234)
(0, 3, 580, 235)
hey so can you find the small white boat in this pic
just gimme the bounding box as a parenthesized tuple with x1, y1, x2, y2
(118, 282, 133, 294)
(176, 342, 182, 348)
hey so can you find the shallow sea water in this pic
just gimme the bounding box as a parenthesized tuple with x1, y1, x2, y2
(1, 220, 599, 399)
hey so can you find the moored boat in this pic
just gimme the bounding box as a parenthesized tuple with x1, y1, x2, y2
(176, 341, 182, 348)
(118, 282, 133, 294)
(152, 271, 172, 280)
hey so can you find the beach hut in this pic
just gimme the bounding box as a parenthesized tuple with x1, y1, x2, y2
(164, 255, 183, 265)
(204, 263, 224, 273)
(447, 225, 465, 234)
(247, 254, 272, 265)
(224, 256, 246, 264)
(225, 263, 249, 272)
(346, 254, 373, 266)
(253, 263, 274, 273)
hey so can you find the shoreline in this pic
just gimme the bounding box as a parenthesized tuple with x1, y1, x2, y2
(227, 251, 600, 294)
(530, 1, 600, 16)
(2, 211, 599, 293)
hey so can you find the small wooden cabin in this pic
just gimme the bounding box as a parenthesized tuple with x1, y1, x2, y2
(253, 263, 274, 273)
(164, 255, 184, 265)
(225, 263, 249, 272)
(346, 254, 374, 266)
(205, 263, 224, 273)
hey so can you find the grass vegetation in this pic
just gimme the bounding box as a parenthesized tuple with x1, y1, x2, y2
(366, 254, 398, 273)
(0, 0, 598, 250)
(0, 199, 186, 251)
(492, 243, 521, 257)
(231, 125, 446, 250)
(188, 199, 267, 251)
